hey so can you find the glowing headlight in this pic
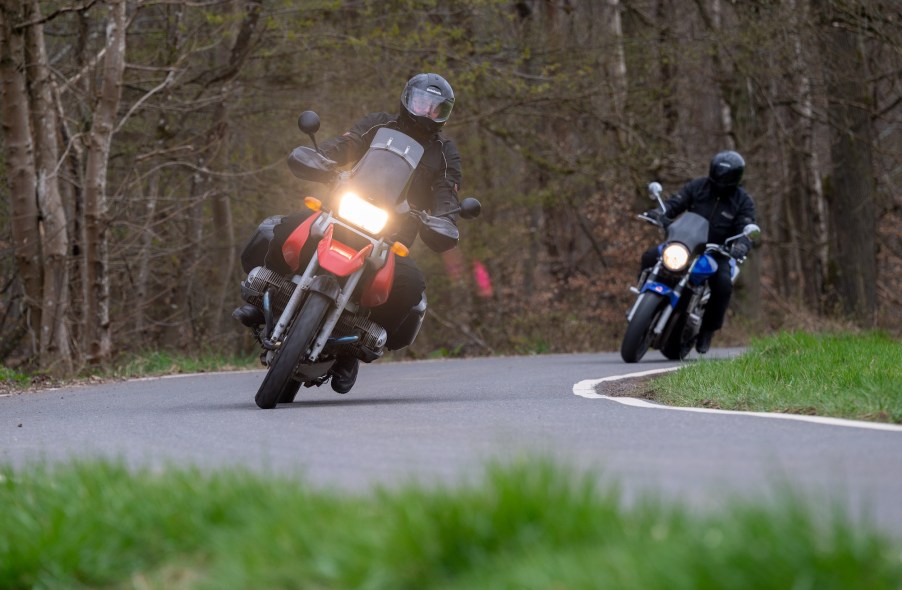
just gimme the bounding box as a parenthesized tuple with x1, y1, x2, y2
(662, 243, 690, 271)
(338, 192, 389, 234)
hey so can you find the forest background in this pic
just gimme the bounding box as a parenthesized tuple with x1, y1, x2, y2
(1, 0, 899, 376)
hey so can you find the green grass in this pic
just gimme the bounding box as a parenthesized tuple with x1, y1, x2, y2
(653, 331, 902, 423)
(0, 459, 899, 589)
(1, 351, 259, 394)
(105, 350, 258, 379)
(0, 366, 30, 387)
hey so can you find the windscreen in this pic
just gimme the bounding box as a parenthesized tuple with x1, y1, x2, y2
(665, 212, 709, 254)
(345, 128, 424, 210)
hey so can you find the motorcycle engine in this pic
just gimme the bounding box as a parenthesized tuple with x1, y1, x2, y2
(242, 265, 387, 362)
(333, 312, 387, 362)
(241, 266, 296, 314)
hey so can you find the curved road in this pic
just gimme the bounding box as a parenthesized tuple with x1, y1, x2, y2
(3, 351, 901, 536)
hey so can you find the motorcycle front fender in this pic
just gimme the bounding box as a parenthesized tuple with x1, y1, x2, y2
(307, 274, 341, 301)
(640, 281, 678, 308)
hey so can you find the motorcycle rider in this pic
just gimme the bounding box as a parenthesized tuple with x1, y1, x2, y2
(234, 73, 462, 393)
(641, 150, 757, 354)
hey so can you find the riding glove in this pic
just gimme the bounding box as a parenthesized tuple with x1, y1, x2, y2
(729, 238, 751, 261)
(643, 209, 665, 224)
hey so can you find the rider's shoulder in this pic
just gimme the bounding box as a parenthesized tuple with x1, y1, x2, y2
(679, 176, 708, 195)
(355, 111, 392, 123)
(350, 112, 395, 136)
(736, 185, 754, 200)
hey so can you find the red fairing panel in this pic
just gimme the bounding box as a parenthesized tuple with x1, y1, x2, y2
(317, 224, 373, 277)
(361, 252, 395, 307)
(282, 213, 321, 272)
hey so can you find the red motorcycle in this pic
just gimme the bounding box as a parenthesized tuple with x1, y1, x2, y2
(243, 111, 480, 408)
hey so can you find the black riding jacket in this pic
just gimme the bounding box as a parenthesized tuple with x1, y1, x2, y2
(661, 177, 756, 248)
(319, 112, 462, 247)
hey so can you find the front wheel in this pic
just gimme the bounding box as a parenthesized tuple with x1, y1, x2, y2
(255, 292, 331, 409)
(620, 293, 666, 363)
(277, 379, 302, 404)
(661, 311, 693, 360)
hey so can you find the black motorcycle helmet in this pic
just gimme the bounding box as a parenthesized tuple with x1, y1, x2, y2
(708, 150, 745, 190)
(399, 73, 455, 135)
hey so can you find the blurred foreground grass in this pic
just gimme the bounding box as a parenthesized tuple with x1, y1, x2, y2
(1, 459, 900, 589)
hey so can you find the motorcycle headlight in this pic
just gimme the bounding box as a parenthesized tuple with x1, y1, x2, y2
(662, 243, 690, 271)
(337, 191, 389, 234)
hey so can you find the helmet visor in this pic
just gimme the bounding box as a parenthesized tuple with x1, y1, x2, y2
(404, 87, 453, 123)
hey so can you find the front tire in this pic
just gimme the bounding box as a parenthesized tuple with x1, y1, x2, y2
(277, 379, 302, 404)
(255, 293, 331, 409)
(661, 311, 693, 360)
(620, 293, 666, 363)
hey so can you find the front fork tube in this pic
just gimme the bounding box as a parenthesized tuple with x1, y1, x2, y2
(263, 251, 322, 349)
(307, 267, 367, 362)
(626, 263, 660, 322)
(653, 273, 690, 336)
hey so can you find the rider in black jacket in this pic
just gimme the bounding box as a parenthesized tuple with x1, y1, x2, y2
(642, 151, 757, 354)
(235, 73, 462, 393)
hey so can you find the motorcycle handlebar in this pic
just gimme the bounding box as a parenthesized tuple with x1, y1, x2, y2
(637, 213, 664, 227)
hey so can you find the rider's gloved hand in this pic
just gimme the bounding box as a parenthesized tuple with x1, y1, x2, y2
(643, 209, 665, 223)
(730, 238, 751, 261)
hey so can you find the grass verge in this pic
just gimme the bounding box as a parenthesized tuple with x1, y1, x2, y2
(1, 350, 259, 395)
(106, 350, 258, 379)
(651, 331, 902, 423)
(1, 459, 900, 589)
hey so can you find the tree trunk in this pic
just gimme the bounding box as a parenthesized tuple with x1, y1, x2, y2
(815, 0, 877, 326)
(208, 0, 261, 338)
(83, 0, 126, 363)
(604, 0, 629, 148)
(134, 171, 159, 341)
(0, 0, 42, 361)
(23, 0, 73, 374)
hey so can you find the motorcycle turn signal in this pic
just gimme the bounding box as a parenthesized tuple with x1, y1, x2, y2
(304, 196, 322, 211)
(391, 242, 410, 257)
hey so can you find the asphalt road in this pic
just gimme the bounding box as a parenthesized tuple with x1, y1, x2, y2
(3, 350, 901, 536)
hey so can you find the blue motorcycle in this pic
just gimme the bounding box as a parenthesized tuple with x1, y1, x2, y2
(620, 182, 760, 363)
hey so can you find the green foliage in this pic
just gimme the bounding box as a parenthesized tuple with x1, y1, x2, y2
(0, 459, 899, 589)
(653, 332, 902, 423)
(0, 366, 29, 387)
(4, 0, 900, 373)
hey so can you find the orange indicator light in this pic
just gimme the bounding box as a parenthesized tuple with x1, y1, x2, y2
(390, 242, 410, 257)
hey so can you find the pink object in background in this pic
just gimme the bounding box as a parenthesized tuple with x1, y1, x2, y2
(473, 260, 493, 298)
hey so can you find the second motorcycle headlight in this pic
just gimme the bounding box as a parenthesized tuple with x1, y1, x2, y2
(338, 192, 389, 234)
(662, 243, 690, 271)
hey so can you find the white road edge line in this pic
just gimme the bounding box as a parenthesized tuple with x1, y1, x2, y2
(573, 367, 902, 433)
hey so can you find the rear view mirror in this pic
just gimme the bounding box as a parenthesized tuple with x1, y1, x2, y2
(458, 197, 481, 220)
(743, 223, 761, 243)
(297, 111, 322, 153)
(648, 182, 663, 200)
(297, 111, 320, 135)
